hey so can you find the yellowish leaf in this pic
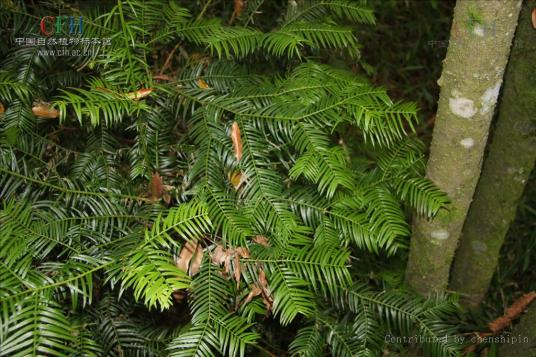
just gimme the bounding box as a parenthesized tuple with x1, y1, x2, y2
(126, 88, 153, 100)
(229, 170, 243, 190)
(197, 79, 210, 89)
(32, 102, 59, 119)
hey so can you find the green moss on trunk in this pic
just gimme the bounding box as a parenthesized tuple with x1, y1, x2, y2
(450, 0, 536, 308)
(405, 0, 522, 296)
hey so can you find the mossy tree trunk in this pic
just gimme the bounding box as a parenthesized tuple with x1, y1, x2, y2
(450, 0, 536, 308)
(405, 0, 522, 296)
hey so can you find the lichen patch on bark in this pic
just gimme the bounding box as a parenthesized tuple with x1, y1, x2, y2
(473, 25, 485, 36)
(431, 230, 450, 240)
(460, 138, 475, 148)
(471, 240, 488, 253)
(449, 97, 477, 118)
(480, 80, 502, 114)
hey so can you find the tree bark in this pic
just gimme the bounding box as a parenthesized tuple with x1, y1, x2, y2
(405, 0, 522, 296)
(450, 0, 536, 308)
(499, 304, 536, 357)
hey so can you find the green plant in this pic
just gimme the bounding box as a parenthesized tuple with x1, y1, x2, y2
(0, 1, 460, 356)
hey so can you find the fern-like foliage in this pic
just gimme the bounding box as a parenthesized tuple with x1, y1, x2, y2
(0, 1, 459, 356)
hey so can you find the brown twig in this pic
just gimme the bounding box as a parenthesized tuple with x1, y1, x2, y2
(159, 43, 181, 75)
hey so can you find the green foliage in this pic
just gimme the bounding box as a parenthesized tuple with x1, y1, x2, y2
(0, 1, 459, 356)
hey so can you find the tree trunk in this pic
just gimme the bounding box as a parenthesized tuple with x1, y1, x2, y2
(450, 0, 536, 308)
(405, 0, 522, 296)
(499, 304, 536, 357)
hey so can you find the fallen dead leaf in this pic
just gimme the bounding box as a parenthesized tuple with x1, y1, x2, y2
(212, 244, 250, 284)
(175, 240, 204, 276)
(234, 0, 245, 17)
(231, 121, 243, 162)
(211, 244, 233, 276)
(163, 193, 172, 205)
(230, 0, 245, 24)
(190, 243, 204, 276)
(176, 240, 197, 273)
(234, 254, 241, 288)
(236, 247, 250, 258)
(252, 235, 270, 247)
(153, 74, 173, 81)
(258, 267, 268, 288)
(244, 285, 262, 305)
(258, 267, 273, 311)
(32, 102, 59, 119)
(151, 172, 163, 200)
(212, 245, 228, 265)
(0, 102, 4, 114)
(172, 290, 186, 303)
(223, 252, 232, 275)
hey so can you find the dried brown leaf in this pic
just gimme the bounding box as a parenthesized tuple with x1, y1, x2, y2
(211, 244, 234, 276)
(32, 102, 59, 119)
(153, 74, 173, 81)
(224, 254, 232, 275)
(252, 235, 270, 247)
(488, 291, 536, 333)
(234, 254, 241, 288)
(236, 247, 250, 258)
(0, 102, 4, 114)
(258, 267, 268, 287)
(244, 285, 262, 305)
(231, 121, 243, 162)
(172, 290, 186, 303)
(230, 0, 245, 24)
(151, 172, 163, 200)
(162, 193, 172, 205)
(532, 8, 536, 29)
(261, 294, 273, 312)
(257, 267, 273, 311)
(234, 0, 245, 17)
(190, 244, 204, 276)
(212, 245, 228, 265)
(176, 240, 197, 273)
